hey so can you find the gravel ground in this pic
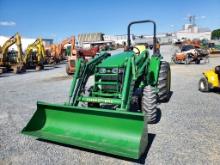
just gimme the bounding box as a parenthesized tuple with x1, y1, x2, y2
(0, 45, 220, 165)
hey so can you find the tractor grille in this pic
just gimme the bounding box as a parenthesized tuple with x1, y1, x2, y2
(100, 75, 119, 92)
(100, 75, 118, 81)
(94, 68, 124, 94)
(101, 84, 117, 91)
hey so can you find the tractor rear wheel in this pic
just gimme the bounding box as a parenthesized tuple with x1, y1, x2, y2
(198, 77, 209, 92)
(158, 61, 171, 102)
(142, 85, 157, 124)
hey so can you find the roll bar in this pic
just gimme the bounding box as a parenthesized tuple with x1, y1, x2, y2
(127, 20, 157, 54)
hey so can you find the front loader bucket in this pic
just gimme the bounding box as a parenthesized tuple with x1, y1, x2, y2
(22, 102, 148, 159)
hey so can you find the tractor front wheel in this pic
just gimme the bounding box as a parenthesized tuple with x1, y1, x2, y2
(158, 61, 171, 102)
(142, 85, 157, 124)
(198, 77, 209, 92)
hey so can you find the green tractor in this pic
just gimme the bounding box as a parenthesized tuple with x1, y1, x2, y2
(22, 20, 171, 159)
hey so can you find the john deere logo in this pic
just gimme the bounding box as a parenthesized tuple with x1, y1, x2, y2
(85, 97, 113, 103)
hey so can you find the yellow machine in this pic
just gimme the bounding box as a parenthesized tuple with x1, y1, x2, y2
(133, 44, 147, 54)
(199, 66, 220, 92)
(24, 38, 46, 70)
(134, 42, 159, 55)
(0, 32, 25, 73)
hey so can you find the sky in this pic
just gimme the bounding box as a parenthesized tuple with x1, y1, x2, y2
(0, 0, 219, 42)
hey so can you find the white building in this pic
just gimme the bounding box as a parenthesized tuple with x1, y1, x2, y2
(133, 33, 175, 45)
(0, 35, 53, 51)
(104, 34, 127, 45)
(175, 24, 211, 40)
(104, 33, 175, 46)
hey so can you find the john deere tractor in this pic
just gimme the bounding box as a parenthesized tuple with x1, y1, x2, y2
(22, 20, 171, 159)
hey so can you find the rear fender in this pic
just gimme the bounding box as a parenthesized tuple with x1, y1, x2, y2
(147, 56, 161, 86)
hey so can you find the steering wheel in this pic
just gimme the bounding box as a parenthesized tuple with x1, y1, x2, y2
(133, 47, 140, 55)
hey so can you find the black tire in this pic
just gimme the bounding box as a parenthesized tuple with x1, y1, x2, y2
(142, 85, 157, 124)
(215, 65, 220, 74)
(185, 56, 190, 64)
(198, 77, 209, 92)
(157, 61, 171, 102)
(195, 59, 200, 64)
(171, 55, 176, 64)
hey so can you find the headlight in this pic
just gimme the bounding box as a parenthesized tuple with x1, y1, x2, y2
(99, 68, 106, 74)
(112, 68, 118, 73)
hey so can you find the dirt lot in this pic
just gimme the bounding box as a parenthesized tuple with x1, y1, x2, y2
(0, 45, 220, 165)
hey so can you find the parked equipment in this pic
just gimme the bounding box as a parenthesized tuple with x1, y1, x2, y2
(22, 20, 171, 159)
(63, 36, 77, 74)
(24, 38, 46, 71)
(199, 66, 220, 92)
(55, 37, 76, 62)
(0, 32, 25, 73)
(208, 42, 220, 54)
(45, 37, 73, 64)
(66, 45, 99, 75)
(172, 44, 209, 64)
(65, 35, 99, 75)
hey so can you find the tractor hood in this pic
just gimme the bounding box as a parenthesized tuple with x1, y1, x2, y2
(98, 51, 134, 68)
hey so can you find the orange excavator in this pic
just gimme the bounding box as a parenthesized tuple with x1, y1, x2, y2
(46, 35, 99, 74)
(58, 37, 76, 61)
(45, 36, 76, 63)
(45, 44, 58, 64)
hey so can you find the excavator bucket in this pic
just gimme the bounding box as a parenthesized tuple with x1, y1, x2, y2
(22, 101, 148, 159)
